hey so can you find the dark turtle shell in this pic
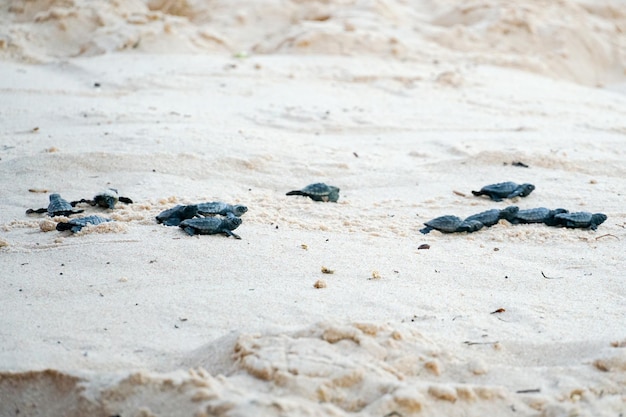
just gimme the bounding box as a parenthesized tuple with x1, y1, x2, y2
(286, 183, 340, 202)
(472, 182, 535, 201)
(465, 209, 501, 227)
(420, 215, 463, 234)
(56, 215, 112, 233)
(196, 202, 248, 217)
(156, 205, 199, 226)
(464, 206, 519, 227)
(555, 212, 607, 230)
(456, 219, 484, 233)
(512, 208, 568, 226)
(27, 194, 83, 216)
(512, 207, 552, 224)
(179, 216, 242, 238)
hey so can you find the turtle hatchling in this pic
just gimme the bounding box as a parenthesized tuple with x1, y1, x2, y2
(511, 207, 568, 226)
(286, 183, 340, 202)
(464, 206, 519, 227)
(71, 188, 133, 209)
(56, 215, 112, 233)
(420, 215, 463, 234)
(554, 211, 607, 230)
(420, 215, 485, 234)
(471, 182, 535, 201)
(196, 202, 248, 217)
(26, 193, 84, 217)
(179, 216, 242, 239)
(156, 204, 199, 226)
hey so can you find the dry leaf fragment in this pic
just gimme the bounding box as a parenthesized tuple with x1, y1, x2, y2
(611, 339, 626, 348)
(313, 280, 327, 289)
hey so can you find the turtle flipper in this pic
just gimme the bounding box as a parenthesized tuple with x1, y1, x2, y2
(419, 226, 432, 235)
(55, 222, 73, 231)
(26, 208, 47, 215)
(60, 209, 85, 216)
(182, 226, 196, 236)
(286, 190, 322, 201)
(119, 196, 133, 204)
(506, 188, 524, 199)
(225, 230, 241, 239)
(472, 190, 502, 201)
(70, 199, 93, 207)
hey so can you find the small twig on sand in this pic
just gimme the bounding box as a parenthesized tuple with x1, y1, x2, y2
(541, 271, 563, 280)
(516, 388, 541, 394)
(463, 341, 499, 346)
(595, 233, 619, 241)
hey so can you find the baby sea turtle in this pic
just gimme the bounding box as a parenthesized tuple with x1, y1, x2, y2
(464, 206, 519, 227)
(471, 182, 535, 201)
(554, 212, 607, 230)
(156, 205, 199, 226)
(511, 208, 568, 226)
(286, 183, 340, 202)
(179, 216, 242, 239)
(196, 202, 248, 217)
(71, 188, 133, 209)
(26, 193, 84, 217)
(420, 215, 485, 234)
(56, 215, 112, 233)
(420, 215, 457, 234)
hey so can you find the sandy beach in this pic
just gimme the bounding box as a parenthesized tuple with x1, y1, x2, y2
(1, 1, 626, 416)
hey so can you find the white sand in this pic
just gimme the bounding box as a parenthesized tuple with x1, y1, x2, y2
(1, 1, 626, 416)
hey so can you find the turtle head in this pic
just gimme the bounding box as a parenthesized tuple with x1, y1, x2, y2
(500, 205, 519, 220)
(224, 216, 243, 230)
(96, 189, 119, 209)
(519, 183, 535, 197)
(458, 219, 483, 233)
(591, 213, 607, 226)
(49, 193, 61, 201)
(328, 186, 340, 203)
(233, 205, 248, 216)
(182, 204, 199, 218)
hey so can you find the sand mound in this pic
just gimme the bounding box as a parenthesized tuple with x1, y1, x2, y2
(0, 0, 228, 62)
(426, 0, 626, 85)
(1, 0, 624, 85)
(1, 322, 624, 416)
